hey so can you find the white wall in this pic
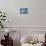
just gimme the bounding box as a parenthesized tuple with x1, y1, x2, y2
(15, 0, 46, 27)
(0, 1, 46, 46)
(0, 0, 46, 27)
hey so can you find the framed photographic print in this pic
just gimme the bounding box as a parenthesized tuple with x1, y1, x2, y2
(20, 8, 28, 14)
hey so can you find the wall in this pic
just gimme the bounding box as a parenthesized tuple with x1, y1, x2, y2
(0, 0, 46, 46)
(0, 0, 46, 27)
